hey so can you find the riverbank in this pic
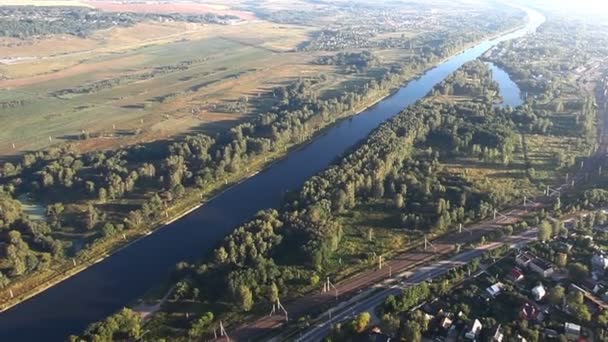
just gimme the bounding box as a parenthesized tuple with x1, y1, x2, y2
(0, 35, 491, 313)
(0, 8, 545, 341)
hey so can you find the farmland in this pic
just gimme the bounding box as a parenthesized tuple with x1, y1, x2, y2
(0, 20, 317, 154)
(0, 0, 526, 156)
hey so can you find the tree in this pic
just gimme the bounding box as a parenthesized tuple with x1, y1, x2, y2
(214, 247, 228, 264)
(568, 263, 589, 283)
(353, 312, 371, 333)
(598, 309, 608, 327)
(85, 204, 99, 230)
(395, 193, 405, 209)
(46, 203, 64, 227)
(188, 312, 214, 340)
(538, 220, 552, 242)
(566, 291, 591, 322)
(380, 313, 400, 336)
(98, 187, 107, 203)
(556, 252, 568, 268)
(552, 220, 564, 236)
(310, 274, 320, 286)
(237, 285, 253, 312)
(268, 282, 279, 303)
(547, 285, 565, 305)
(402, 321, 422, 342)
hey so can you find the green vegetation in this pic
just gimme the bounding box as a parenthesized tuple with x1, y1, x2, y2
(107, 26, 605, 336)
(0, 1, 534, 315)
(8, 2, 608, 342)
(67, 58, 553, 340)
(0, 6, 239, 38)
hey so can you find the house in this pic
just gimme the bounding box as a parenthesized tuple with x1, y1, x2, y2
(369, 327, 392, 342)
(465, 319, 483, 340)
(529, 258, 554, 278)
(516, 252, 536, 268)
(520, 302, 538, 321)
(492, 324, 504, 342)
(532, 284, 546, 301)
(440, 316, 453, 330)
(510, 267, 524, 282)
(592, 254, 608, 273)
(543, 329, 559, 339)
(486, 282, 505, 298)
(582, 279, 602, 294)
(564, 322, 581, 340)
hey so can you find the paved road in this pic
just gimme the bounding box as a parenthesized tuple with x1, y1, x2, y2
(221, 206, 535, 341)
(296, 229, 538, 342)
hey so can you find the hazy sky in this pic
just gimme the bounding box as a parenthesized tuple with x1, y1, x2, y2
(525, 0, 608, 11)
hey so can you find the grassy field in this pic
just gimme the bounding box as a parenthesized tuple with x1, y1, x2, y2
(0, 20, 322, 155)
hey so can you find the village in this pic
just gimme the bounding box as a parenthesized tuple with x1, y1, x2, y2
(378, 211, 608, 342)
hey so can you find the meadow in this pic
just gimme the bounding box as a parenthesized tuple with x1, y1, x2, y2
(0, 21, 324, 155)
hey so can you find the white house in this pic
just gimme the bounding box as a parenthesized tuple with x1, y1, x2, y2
(486, 282, 504, 298)
(592, 254, 608, 272)
(531, 284, 546, 301)
(465, 319, 483, 340)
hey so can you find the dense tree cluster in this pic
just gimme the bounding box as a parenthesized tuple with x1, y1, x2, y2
(487, 21, 605, 142)
(70, 308, 141, 342)
(315, 51, 379, 73)
(0, 6, 239, 38)
(0, 192, 63, 280)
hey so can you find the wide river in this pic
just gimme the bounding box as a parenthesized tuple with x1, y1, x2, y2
(0, 9, 545, 342)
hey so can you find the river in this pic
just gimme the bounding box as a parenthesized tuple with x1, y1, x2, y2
(0, 9, 545, 342)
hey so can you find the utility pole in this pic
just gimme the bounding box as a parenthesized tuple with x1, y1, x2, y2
(275, 297, 288, 321)
(219, 321, 230, 341)
(378, 255, 384, 270)
(324, 277, 338, 300)
(424, 235, 436, 251)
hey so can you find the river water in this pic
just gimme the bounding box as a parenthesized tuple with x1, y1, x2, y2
(487, 62, 524, 107)
(0, 9, 544, 342)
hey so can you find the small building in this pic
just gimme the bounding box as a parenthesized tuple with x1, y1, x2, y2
(465, 319, 483, 340)
(516, 252, 536, 268)
(564, 322, 581, 340)
(520, 302, 538, 321)
(369, 326, 392, 342)
(529, 258, 554, 278)
(492, 324, 504, 342)
(532, 284, 546, 301)
(510, 267, 524, 282)
(582, 279, 602, 294)
(486, 282, 505, 298)
(440, 316, 454, 330)
(543, 328, 559, 339)
(592, 254, 608, 273)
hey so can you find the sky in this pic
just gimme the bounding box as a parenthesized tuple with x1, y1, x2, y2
(524, 0, 608, 11)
